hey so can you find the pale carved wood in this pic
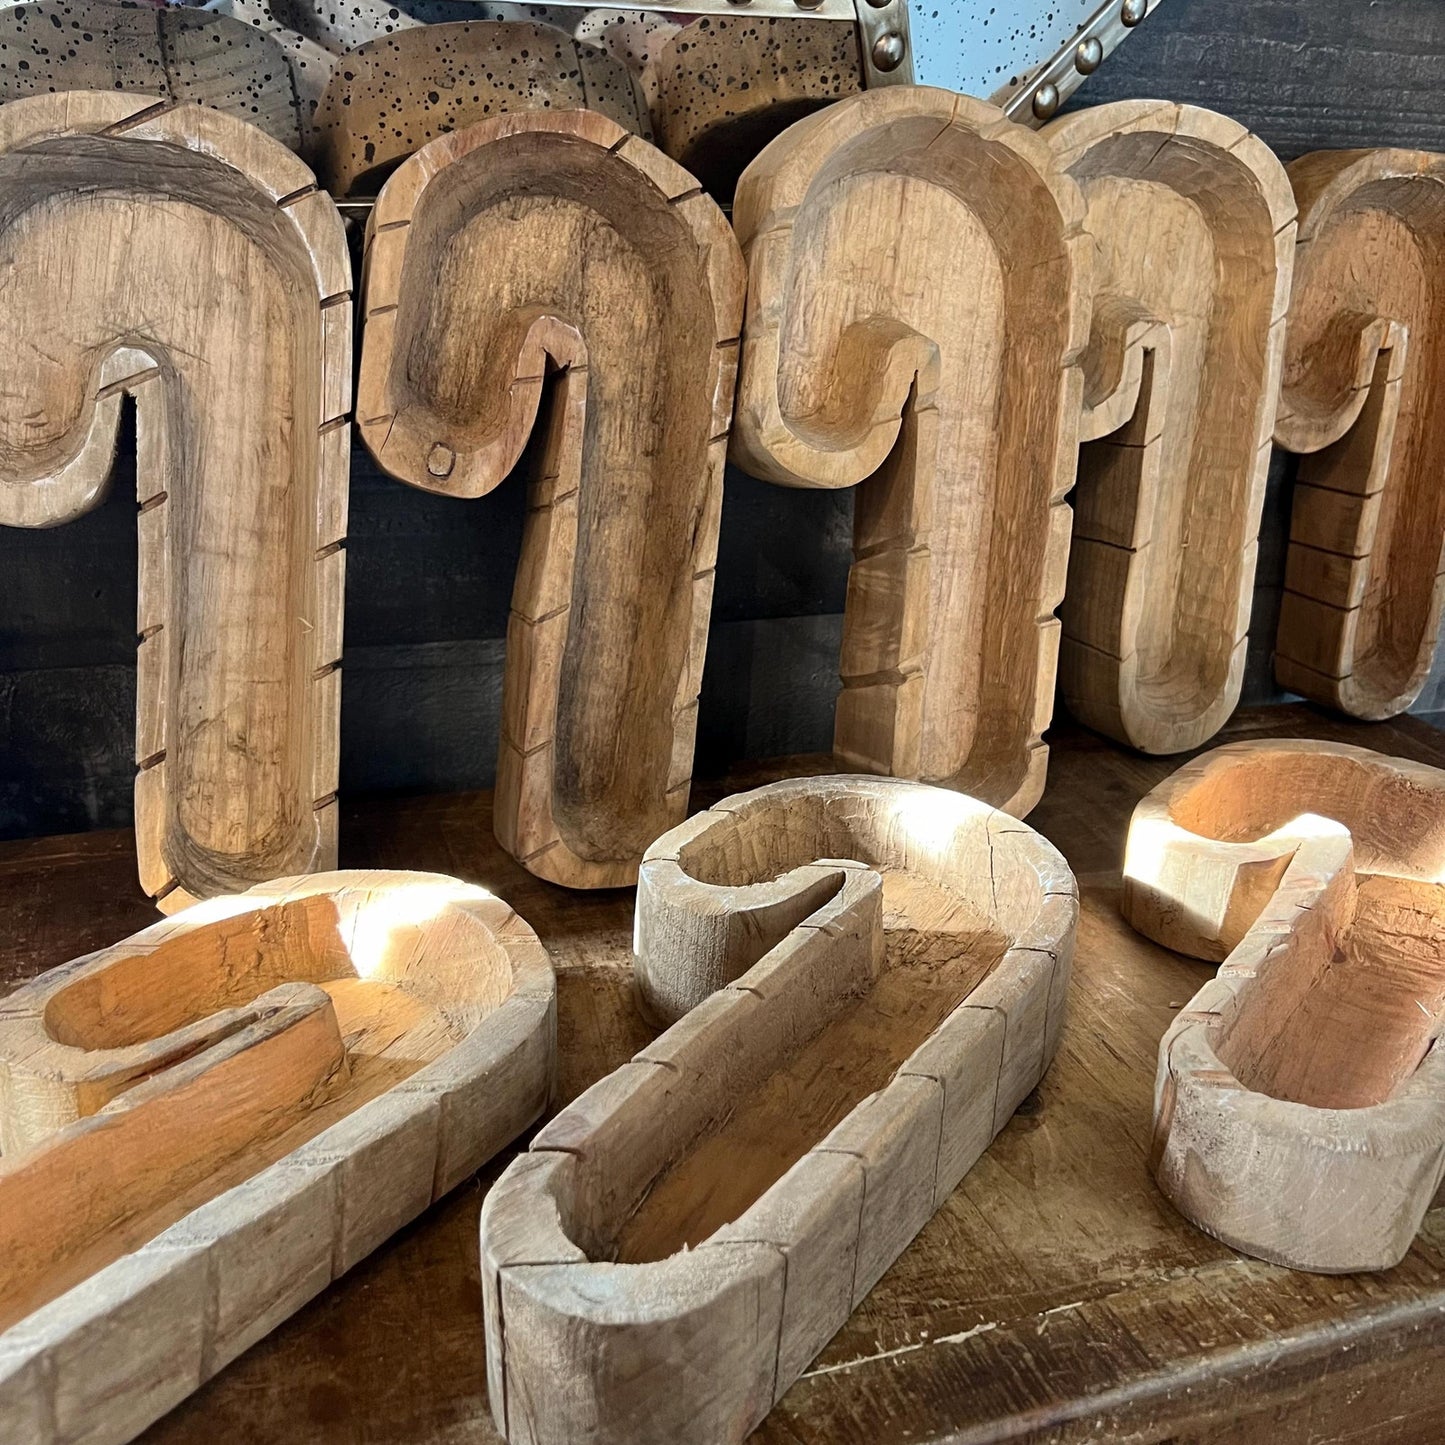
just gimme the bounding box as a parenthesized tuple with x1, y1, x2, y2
(0, 869, 555, 1445)
(1274, 148, 1445, 719)
(0, 92, 351, 912)
(643, 15, 864, 199)
(481, 774, 1076, 1444)
(730, 87, 1089, 819)
(1123, 740, 1445, 1272)
(310, 21, 649, 196)
(358, 109, 745, 889)
(1045, 101, 1296, 754)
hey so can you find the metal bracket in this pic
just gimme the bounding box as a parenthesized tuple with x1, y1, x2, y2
(1003, 0, 1165, 124)
(329, 0, 1168, 210)
(418, 2, 1163, 113)
(854, 0, 915, 87)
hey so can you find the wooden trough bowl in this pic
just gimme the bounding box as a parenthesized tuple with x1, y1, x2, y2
(0, 870, 555, 1445)
(358, 107, 744, 892)
(1123, 741, 1445, 1272)
(481, 776, 1076, 1445)
(0, 92, 352, 913)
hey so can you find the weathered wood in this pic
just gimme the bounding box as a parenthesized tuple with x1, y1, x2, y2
(10, 3, 1445, 843)
(730, 87, 1088, 818)
(1273, 148, 1445, 719)
(644, 15, 864, 199)
(635, 773, 1073, 1030)
(358, 109, 744, 889)
(0, 0, 309, 151)
(482, 774, 1075, 1444)
(0, 455, 861, 837)
(0, 93, 351, 911)
(7, 707, 1445, 1442)
(1124, 739, 1445, 1271)
(0, 868, 554, 1445)
(311, 21, 649, 196)
(1046, 100, 1296, 754)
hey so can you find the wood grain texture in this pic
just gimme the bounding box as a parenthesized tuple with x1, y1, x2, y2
(731, 87, 1089, 819)
(0, 868, 554, 1445)
(358, 109, 744, 889)
(0, 92, 352, 912)
(1046, 101, 1295, 754)
(1272, 149, 1445, 720)
(1124, 740, 1445, 1272)
(311, 21, 649, 196)
(0, 0, 309, 151)
(483, 775, 1075, 1444)
(3, 708, 1445, 1442)
(12, 1, 1445, 843)
(644, 15, 863, 200)
(1071, 0, 1445, 163)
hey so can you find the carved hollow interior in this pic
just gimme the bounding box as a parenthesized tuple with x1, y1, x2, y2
(1068, 126, 1283, 739)
(584, 784, 1063, 1264)
(0, 130, 328, 895)
(0, 875, 526, 1332)
(1166, 747, 1445, 874)
(806, 118, 1072, 800)
(379, 127, 720, 866)
(1280, 166, 1445, 712)
(671, 781, 1056, 940)
(1160, 749, 1445, 1111)
(735, 94, 1081, 807)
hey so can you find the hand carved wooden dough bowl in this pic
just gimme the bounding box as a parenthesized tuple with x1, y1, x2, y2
(481, 775, 1077, 1445)
(0, 870, 556, 1445)
(1124, 740, 1445, 1273)
(5, 26, 1445, 1443)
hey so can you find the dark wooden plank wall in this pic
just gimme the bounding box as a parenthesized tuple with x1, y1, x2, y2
(2, 0, 1444, 840)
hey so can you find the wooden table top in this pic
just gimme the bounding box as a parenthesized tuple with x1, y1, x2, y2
(5, 705, 1445, 1444)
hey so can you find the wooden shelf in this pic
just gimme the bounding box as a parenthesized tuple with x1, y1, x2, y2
(4, 705, 1445, 1443)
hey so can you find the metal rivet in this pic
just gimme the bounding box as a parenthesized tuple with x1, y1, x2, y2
(1121, 0, 1147, 25)
(726, 0, 750, 6)
(871, 31, 906, 71)
(1032, 82, 1060, 120)
(1075, 36, 1103, 73)
(865, 0, 892, 7)
(794, 0, 824, 9)
(427, 443, 455, 478)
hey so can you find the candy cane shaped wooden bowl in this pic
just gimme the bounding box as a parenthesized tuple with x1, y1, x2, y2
(481, 776, 1076, 1445)
(0, 870, 555, 1445)
(1123, 741, 1445, 1272)
(0, 92, 353, 913)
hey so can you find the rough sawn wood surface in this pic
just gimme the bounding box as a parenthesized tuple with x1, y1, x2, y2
(1, 708, 1443, 1442)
